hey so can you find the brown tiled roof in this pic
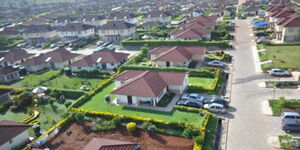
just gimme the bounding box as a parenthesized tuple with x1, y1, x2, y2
(101, 21, 135, 30)
(150, 46, 206, 62)
(71, 49, 128, 67)
(276, 13, 298, 25)
(282, 16, 300, 27)
(0, 120, 31, 145)
(0, 67, 19, 75)
(57, 23, 95, 32)
(0, 49, 33, 62)
(189, 16, 218, 24)
(22, 48, 79, 66)
(113, 70, 186, 97)
(83, 138, 139, 150)
(171, 28, 211, 39)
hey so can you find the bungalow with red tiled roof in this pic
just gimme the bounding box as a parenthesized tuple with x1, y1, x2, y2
(267, 6, 295, 29)
(0, 67, 20, 83)
(0, 120, 31, 150)
(70, 49, 129, 71)
(112, 70, 188, 106)
(21, 48, 80, 73)
(274, 15, 300, 43)
(0, 49, 34, 67)
(83, 138, 140, 150)
(170, 28, 211, 40)
(149, 46, 206, 67)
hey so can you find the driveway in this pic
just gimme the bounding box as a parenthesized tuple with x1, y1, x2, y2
(225, 19, 287, 150)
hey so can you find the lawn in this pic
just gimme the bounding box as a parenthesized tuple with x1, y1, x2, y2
(0, 110, 28, 122)
(12, 70, 60, 88)
(42, 75, 105, 90)
(269, 98, 300, 116)
(279, 135, 292, 149)
(80, 83, 205, 127)
(263, 45, 300, 70)
(188, 77, 216, 89)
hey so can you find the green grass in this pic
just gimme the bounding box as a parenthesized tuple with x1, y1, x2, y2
(279, 135, 292, 149)
(42, 75, 105, 90)
(263, 45, 300, 70)
(203, 116, 218, 150)
(269, 100, 284, 116)
(80, 83, 205, 127)
(256, 44, 264, 50)
(0, 110, 28, 122)
(12, 70, 60, 88)
(188, 77, 216, 89)
(258, 51, 268, 62)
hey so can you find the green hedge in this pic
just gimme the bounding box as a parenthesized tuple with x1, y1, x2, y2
(48, 88, 86, 99)
(264, 42, 300, 46)
(121, 40, 231, 48)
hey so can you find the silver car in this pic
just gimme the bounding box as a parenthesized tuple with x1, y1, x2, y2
(204, 103, 226, 113)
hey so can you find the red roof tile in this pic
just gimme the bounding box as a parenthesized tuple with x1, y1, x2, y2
(0, 49, 33, 62)
(282, 16, 300, 27)
(171, 28, 211, 39)
(0, 120, 31, 145)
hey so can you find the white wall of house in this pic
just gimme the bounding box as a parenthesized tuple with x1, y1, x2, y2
(23, 30, 58, 40)
(282, 27, 300, 43)
(0, 72, 20, 83)
(99, 27, 136, 37)
(23, 63, 49, 73)
(84, 19, 107, 26)
(58, 28, 95, 39)
(0, 130, 29, 150)
(143, 16, 171, 24)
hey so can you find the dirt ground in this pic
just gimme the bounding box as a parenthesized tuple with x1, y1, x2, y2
(44, 122, 194, 150)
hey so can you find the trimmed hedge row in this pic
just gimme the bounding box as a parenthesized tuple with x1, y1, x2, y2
(187, 68, 221, 92)
(20, 106, 41, 124)
(121, 40, 231, 48)
(264, 42, 300, 46)
(48, 88, 86, 99)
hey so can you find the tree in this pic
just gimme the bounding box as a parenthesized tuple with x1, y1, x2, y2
(183, 128, 194, 139)
(194, 136, 205, 145)
(146, 124, 157, 136)
(111, 118, 121, 127)
(126, 122, 136, 132)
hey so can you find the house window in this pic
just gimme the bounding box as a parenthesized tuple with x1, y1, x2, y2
(9, 140, 13, 144)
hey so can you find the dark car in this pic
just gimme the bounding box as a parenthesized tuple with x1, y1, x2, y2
(282, 121, 300, 133)
(177, 100, 203, 108)
(203, 97, 230, 107)
(255, 32, 268, 37)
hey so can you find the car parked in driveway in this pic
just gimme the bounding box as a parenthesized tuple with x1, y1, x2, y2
(203, 97, 230, 107)
(207, 60, 224, 67)
(203, 103, 226, 113)
(281, 112, 300, 121)
(181, 93, 205, 102)
(256, 37, 269, 44)
(255, 32, 268, 37)
(177, 100, 203, 108)
(282, 119, 300, 133)
(269, 69, 292, 77)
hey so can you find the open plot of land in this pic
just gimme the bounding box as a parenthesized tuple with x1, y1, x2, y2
(80, 83, 205, 127)
(263, 45, 300, 69)
(43, 75, 105, 90)
(45, 122, 194, 150)
(188, 77, 216, 89)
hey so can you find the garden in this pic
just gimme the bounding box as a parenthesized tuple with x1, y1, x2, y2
(258, 44, 300, 71)
(269, 97, 300, 116)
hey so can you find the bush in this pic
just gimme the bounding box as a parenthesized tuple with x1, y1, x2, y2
(126, 122, 137, 132)
(147, 124, 157, 135)
(74, 113, 85, 125)
(183, 128, 194, 139)
(194, 136, 205, 145)
(48, 88, 85, 99)
(111, 117, 121, 127)
(65, 101, 72, 108)
(74, 70, 110, 78)
(49, 98, 55, 105)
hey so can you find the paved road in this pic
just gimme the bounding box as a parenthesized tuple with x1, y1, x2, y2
(225, 19, 300, 150)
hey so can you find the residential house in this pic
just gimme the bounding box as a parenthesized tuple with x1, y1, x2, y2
(0, 49, 34, 67)
(82, 15, 107, 27)
(0, 67, 20, 83)
(143, 11, 172, 25)
(57, 23, 95, 42)
(188, 16, 218, 30)
(0, 89, 12, 103)
(149, 46, 206, 67)
(111, 12, 138, 24)
(70, 49, 128, 71)
(170, 28, 212, 40)
(22, 25, 58, 44)
(0, 28, 21, 39)
(83, 138, 140, 150)
(0, 120, 31, 150)
(99, 21, 136, 44)
(241, 0, 260, 9)
(274, 15, 300, 43)
(51, 16, 79, 27)
(21, 48, 80, 72)
(112, 70, 188, 106)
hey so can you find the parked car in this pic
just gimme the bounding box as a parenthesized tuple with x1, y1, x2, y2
(281, 112, 300, 121)
(282, 120, 300, 133)
(207, 60, 224, 67)
(96, 41, 104, 46)
(256, 37, 269, 44)
(204, 103, 226, 113)
(203, 97, 230, 107)
(181, 93, 205, 102)
(228, 22, 236, 27)
(177, 100, 203, 108)
(269, 69, 292, 77)
(255, 32, 268, 37)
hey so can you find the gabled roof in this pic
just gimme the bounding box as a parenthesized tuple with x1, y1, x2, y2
(189, 16, 218, 24)
(241, 0, 259, 6)
(23, 25, 54, 33)
(83, 138, 139, 150)
(71, 49, 128, 67)
(0, 49, 33, 62)
(101, 21, 135, 30)
(282, 16, 300, 27)
(145, 11, 171, 18)
(183, 21, 214, 29)
(112, 12, 137, 20)
(113, 70, 186, 97)
(150, 46, 206, 62)
(0, 67, 19, 75)
(22, 48, 79, 66)
(82, 15, 106, 22)
(0, 120, 31, 145)
(171, 28, 211, 39)
(57, 23, 94, 32)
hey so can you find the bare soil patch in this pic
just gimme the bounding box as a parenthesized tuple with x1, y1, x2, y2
(44, 122, 193, 150)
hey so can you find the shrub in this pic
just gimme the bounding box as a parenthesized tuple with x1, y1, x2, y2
(49, 98, 55, 105)
(147, 124, 157, 135)
(183, 128, 194, 139)
(142, 121, 152, 130)
(74, 113, 85, 125)
(126, 122, 137, 132)
(111, 117, 121, 127)
(64, 101, 72, 108)
(194, 136, 205, 145)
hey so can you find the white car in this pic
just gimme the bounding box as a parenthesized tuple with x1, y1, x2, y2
(207, 60, 224, 67)
(204, 103, 226, 113)
(181, 93, 205, 102)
